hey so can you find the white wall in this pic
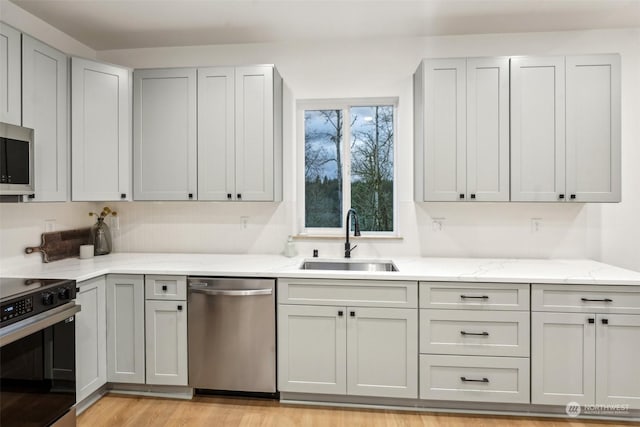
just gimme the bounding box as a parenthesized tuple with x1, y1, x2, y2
(0, 203, 98, 266)
(95, 28, 640, 271)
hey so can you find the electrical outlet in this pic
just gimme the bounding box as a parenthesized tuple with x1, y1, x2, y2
(432, 218, 445, 232)
(531, 218, 542, 233)
(44, 219, 56, 233)
(240, 216, 249, 229)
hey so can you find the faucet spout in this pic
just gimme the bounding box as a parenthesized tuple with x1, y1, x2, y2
(345, 208, 361, 258)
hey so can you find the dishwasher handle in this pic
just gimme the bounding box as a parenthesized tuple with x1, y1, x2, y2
(189, 287, 273, 297)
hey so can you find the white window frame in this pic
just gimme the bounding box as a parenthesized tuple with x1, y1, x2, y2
(296, 97, 399, 237)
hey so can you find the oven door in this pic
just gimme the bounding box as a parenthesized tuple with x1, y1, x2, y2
(0, 303, 80, 427)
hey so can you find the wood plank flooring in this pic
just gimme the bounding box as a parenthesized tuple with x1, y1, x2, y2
(78, 394, 632, 427)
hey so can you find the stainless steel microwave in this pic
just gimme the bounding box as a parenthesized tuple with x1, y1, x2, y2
(0, 122, 34, 196)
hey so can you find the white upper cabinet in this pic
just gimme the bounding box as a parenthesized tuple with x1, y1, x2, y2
(0, 23, 21, 126)
(510, 56, 566, 202)
(197, 65, 282, 201)
(197, 67, 235, 201)
(511, 54, 620, 202)
(466, 57, 510, 201)
(414, 57, 509, 202)
(22, 35, 68, 202)
(133, 68, 197, 201)
(565, 54, 621, 202)
(72, 58, 132, 201)
(415, 58, 466, 202)
(234, 65, 281, 201)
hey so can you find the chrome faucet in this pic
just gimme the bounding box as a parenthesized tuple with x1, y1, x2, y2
(344, 208, 361, 258)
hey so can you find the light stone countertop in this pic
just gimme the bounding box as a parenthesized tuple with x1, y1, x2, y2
(1, 253, 640, 286)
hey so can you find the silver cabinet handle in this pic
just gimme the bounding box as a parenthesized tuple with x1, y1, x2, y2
(189, 288, 272, 296)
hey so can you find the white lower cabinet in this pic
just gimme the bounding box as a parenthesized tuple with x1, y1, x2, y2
(278, 306, 418, 398)
(420, 309, 530, 357)
(76, 276, 107, 403)
(420, 355, 530, 403)
(418, 281, 531, 405)
(145, 299, 188, 386)
(346, 307, 417, 398)
(278, 305, 347, 395)
(100, 274, 188, 389)
(532, 311, 640, 409)
(596, 314, 640, 408)
(532, 284, 640, 410)
(531, 312, 596, 405)
(106, 274, 145, 384)
(278, 283, 418, 400)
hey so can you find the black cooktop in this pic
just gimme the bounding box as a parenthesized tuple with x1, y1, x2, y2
(0, 277, 76, 327)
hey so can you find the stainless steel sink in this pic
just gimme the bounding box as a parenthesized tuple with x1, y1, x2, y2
(300, 260, 398, 272)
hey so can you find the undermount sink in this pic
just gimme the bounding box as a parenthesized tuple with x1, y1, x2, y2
(300, 259, 398, 272)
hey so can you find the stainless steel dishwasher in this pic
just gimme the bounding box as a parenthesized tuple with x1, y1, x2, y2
(187, 277, 276, 394)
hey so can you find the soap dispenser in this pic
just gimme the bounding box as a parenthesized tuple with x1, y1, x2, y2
(283, 236, 298, 257)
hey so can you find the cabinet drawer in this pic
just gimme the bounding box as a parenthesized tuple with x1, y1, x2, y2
(145, 275, 186, 300)
(419, 282, 529, 311)
(420, 355, 530, 404)
(420, 310, 529, 357)
(278, 279, 417, 308)
(532, 284, 640, 314)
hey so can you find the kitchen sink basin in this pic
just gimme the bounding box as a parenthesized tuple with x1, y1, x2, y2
(300, 260, 398, 272)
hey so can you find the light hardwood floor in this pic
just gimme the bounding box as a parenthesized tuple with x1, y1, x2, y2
(78, 395, 632, 427)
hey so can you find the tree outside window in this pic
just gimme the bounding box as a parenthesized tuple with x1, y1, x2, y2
(302, 101, 395, 233)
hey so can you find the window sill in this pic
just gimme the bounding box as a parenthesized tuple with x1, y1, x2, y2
(292, 234, 403, 241)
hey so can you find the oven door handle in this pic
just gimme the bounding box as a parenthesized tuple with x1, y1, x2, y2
(0, 302, 81, 348)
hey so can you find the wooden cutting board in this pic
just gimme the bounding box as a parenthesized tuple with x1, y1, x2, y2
(25, 228, 92, 263)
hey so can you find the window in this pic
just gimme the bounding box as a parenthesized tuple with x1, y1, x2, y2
(298, 99, 396, 235)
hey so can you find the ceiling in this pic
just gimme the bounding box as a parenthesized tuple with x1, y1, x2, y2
(9, 0, 640, 50)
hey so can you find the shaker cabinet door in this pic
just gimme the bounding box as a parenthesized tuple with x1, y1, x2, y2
(106, 274, 145, 384)
(197, 67, 235, 201)
(234, 66, 276, 201)
(133, 68, 197, 201)
(422, 58, 466, 201)
(22, 35, 68, 202)
(277, 304, 347, 395)
(0, 23, 21, 126)
(145, 300, 188, 386)
(466, 57, 509, 202)
(346, 307, 418, 398)
(71, 58, 131, 201)
(595, 314, 640, 409)
(531, 312, 595, 406)
(510, 56, 566, 202)
(76, 276, 107, 403)
(565, 54, 621, 202)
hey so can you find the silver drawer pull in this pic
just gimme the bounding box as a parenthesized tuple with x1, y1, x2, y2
(190, 288, 272, 296)
(460, 295, 489, 300)
(460, 331, 489, 336)
(461, 377, 489, 383)
(581, 298, 613, 303)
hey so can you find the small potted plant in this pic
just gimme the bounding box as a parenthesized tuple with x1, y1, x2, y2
(89, 207, 117, 255)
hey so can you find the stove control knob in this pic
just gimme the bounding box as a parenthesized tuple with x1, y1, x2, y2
(58, 288, 71, 300)
(42, 292, 55, 306)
